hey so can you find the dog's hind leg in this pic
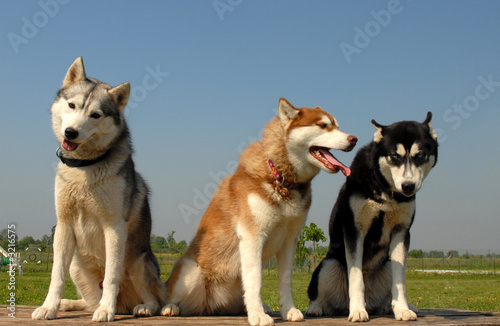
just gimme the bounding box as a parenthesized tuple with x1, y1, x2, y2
(162, 258, 206, 316)
(59, 299, 87, 311)
(306, 258, 349, 317)
(60, 255, 102, 312)
(364, 263, 392, 315)
(161, 260, 184, 316)
(131, 255, 166, 317)
(305, 259, 325, 317)
(133, 289, 163, 317)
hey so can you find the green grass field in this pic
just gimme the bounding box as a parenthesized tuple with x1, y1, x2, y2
(2, 260, 499, 313)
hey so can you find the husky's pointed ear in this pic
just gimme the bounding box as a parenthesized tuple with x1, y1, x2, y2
(108, 82, 130, 112)
(423, 111, 432, 125)
(278, 98, 299, 127)
(371, 119, 384, 143)
(423, 111, 438, 141)
(63, 57, 86, 87)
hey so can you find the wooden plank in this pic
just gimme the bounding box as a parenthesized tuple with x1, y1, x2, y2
(1, 306, 499, 325)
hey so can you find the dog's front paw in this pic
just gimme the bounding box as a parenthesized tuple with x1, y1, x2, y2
(92, 306, 115, 322)
(133, 304, 155, 317)
(284, 307, 304, 322)
(161, 303, 180, 316)
(305, 303, 323, 317)
(348, 309, 369, 322)
(394, 308, 417, 321)
(32, 306, 58, 320)
(248, 312, 275, 326)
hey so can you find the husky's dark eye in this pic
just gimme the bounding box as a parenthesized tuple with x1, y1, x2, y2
(90, 113, 101, 119)
(68, 103, 76, 109)
(389, 154, 403, 165)
(413, 152, 425, 164)
(318, 123, 328, 129)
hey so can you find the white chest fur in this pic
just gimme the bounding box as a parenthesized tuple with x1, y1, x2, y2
(245, 186, 310, 261)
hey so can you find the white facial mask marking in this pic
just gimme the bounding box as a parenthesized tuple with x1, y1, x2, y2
(379, 143, 435, 196)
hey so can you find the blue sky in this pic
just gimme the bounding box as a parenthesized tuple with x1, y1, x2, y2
(1, 1, 499, 252)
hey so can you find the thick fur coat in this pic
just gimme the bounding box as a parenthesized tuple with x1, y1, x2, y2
(32, 57, 165, 322)
(162, 98, 357, 326)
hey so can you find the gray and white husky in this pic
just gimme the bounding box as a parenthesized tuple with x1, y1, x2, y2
(32, 57, 165, 322)
(306, 113, 438, 322)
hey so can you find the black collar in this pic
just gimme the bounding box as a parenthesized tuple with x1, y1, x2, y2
(56, 147, 110, 167)
(373, 168, 394, 198)
(372, 168, 415, 202)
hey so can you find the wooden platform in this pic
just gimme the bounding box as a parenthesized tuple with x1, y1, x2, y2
(1, 306, 499, 325)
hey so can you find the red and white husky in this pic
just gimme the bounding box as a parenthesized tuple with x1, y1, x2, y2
(162, 98, 357, 326)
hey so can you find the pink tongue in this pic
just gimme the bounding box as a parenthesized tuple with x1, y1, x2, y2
(62, 139, 78, 151)
(318, 148, 351, 177)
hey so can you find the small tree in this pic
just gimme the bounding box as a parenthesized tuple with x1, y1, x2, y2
(303, 222, 327, 269)
(18, 236, 36, 249)
(166, 231, 176, 249)
(0, 228, 10, 249)
(171, 240, 188, 254)
(150, 234, 167, 250)
(296, 229, 310, 271)
(50, 225, 56, 245)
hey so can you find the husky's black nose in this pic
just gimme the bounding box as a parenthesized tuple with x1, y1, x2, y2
(402, 182, 415, 195)
(65, 128, 79, 140)
(345, 135, 358, 151)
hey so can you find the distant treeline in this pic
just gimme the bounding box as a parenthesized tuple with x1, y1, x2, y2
(409, 249, 500, 259)
(0, 227, 187, 255)
(1, 227, 499, 259)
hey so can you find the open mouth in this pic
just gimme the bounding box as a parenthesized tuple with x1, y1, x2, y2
(62, 139, 79, 151)
(310, 146, 351, 177)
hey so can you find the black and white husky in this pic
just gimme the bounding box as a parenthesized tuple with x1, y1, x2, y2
(306, 113, 438, 322)
(32, 57, 165, 322)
